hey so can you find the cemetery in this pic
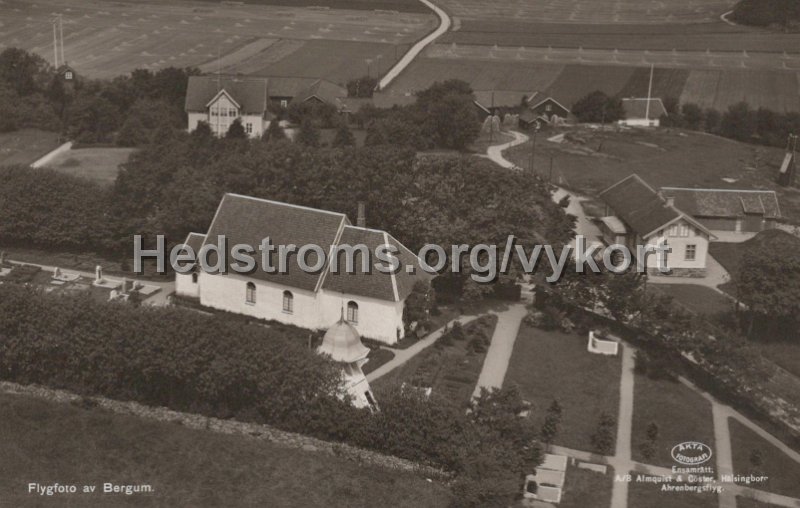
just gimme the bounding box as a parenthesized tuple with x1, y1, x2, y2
(0, 253, 160, 304)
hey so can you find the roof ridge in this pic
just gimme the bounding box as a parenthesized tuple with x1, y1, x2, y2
(223, 193, 348, 218)
(661, 186, 776, 194)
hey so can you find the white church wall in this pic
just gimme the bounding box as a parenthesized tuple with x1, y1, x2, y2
(317, 290, 405, 345)
(175, 272, 200, 299)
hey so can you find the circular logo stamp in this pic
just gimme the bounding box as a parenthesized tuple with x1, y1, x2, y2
(671, 442, 713, 465)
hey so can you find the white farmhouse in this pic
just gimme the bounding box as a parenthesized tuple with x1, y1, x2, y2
(185, 76, 270, 138)
(598, 174, 715, 277)
(175, 194, 430, 344)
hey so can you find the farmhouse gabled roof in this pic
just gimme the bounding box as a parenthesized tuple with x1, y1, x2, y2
(527, 93, 571, 114)
(266, 76, 324, 98)
(293, 79, 347, 105)
(599, 174, 712, 239)
(185, 76, 268, 115)
(182, 232, 207, 253)
(199, 194, 428, 302)
(621, 98, 667, 120)
(660, 187, 781, 220)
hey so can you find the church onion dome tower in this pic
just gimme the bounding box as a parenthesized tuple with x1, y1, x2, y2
(317, 316, 369, 364)
(317, 314, 377, 410)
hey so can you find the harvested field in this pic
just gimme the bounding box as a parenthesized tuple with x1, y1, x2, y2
(194, 0, 431, 13)
(223, 39, 406, 84)
(442, 22, 800, 53)
(542, 64, 636, 106)
(617, 67, 691, 100)
(439, 0, 735, 24)
(385, 56, 564, 95)
(0, 0, 433, 79)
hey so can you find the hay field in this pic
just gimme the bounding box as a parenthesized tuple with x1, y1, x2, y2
(0, 0, 434, 79)
(443, 21, 800, 53)
(440, 0, 735, 23)
(384, 57, 565, 96)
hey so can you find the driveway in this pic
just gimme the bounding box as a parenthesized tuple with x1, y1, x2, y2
(473, 304, 527, 398)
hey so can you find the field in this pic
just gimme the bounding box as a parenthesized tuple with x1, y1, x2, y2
(439, 0, 734, 23)
(192, 0, 430, 13)
(0, 392, 451, 507)
(729, 419, 800, 499)
(0, 129, 61, 167)
(503, 128, 800, 223)
(504, 325, 621, 452)
(45, 147, 136, 186)
(737, 497, 784, 508)
(0, 0, 434, 81)
(631, 373, 715, 467)
(442, 22, 800, 53)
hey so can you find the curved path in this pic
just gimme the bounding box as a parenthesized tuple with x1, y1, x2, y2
(377, 0, 451, 90)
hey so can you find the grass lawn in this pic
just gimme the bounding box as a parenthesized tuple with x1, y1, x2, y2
(0, 129, 61, 166)
(631, 373, 714, 467)
(728, 418, 800, 499)
(46, 147, 137, 186)
(628, 475, 718, 508)
(362, 348, 396, 375)
(371, 314, 498, 406)
(736, 497, 783, 508)
(504, 127, 800, 223)
(557, 465, 613, 508)
(505, 325, 621, 452)
(649, 284, 734, 317)
(0, 392, 451, 507)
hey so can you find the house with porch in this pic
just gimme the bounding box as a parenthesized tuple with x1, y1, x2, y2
(175, 194, 430, 344)
(598, 174, 715, 277)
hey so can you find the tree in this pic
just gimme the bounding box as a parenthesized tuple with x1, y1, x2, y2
(540, 399, 563, 446)
(296, 118, 320, 147)
(572, 91, 624, 123)
(263, 119, 286, 143)
(737, 230, 800, 340)
(703, 108, 721, 133)
(681, 103, 704, 130)
(415, 80, 480, 150)
(640, 421, 660, 460)
(403, 280, 434, 329)
(346, 75, 378, 98)
(590, 411, 616, 455)
(332, 122, 356, 147)
(226, 118, 247, 139)
(65, 93, 121, 143)
(0, 48, 50, 95)
(720, 102, 756, 142)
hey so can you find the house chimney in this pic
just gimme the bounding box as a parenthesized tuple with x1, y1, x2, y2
(357, 202, 366, 228)
(665, 196, 675, 207)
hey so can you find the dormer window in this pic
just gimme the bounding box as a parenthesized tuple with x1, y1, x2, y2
(64, 71, 73, 80)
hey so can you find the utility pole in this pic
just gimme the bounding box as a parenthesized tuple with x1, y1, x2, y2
(529, 123, 539, 173)
(59, 14, 65, 66)
(52, 16, 59, 67)
(645, 63, 654, 123)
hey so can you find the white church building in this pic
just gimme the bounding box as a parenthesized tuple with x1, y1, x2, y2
(175, 194, 430, 344)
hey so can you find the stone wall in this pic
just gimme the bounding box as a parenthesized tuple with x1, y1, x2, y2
(0, 381, 449, 481)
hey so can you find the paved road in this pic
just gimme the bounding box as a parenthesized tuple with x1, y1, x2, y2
(472, 304, 526, 398)
(377, 0, 451, 90)
(610, 345, 635, 508)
